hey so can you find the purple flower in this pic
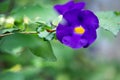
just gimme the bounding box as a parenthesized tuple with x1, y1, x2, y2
(54, 1, 99, 49)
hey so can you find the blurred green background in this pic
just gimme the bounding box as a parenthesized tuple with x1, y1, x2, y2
(0, 0, 120, 80)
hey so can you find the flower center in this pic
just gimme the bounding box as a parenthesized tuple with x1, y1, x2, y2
(74, 26, 85, 34)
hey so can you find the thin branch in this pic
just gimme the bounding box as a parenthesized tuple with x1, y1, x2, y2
(46, 29, 56, 33)
(0, 32, 38, 37)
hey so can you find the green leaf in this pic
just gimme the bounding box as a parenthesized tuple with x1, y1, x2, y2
(45, 32, 55, 41)
(38, 30, 49, 38)
(11, 5, 57, 22)
(52, 15, 63, 26)
(0, 72, 24, 80)
(30, 40, 56, 61)
(37, 22, 52, 32)
(96, 11, 120, 35)
(0, 28, 19, 34)
(0, 33, 56, 61)
(26, 22, 39, 32)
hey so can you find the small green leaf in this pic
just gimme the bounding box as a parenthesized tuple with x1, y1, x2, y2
(96, 11, 120, 35)
(45, 32, 55, 41)
(38, 30, 49, 38)
(0, 33, 56, 61)
(52, 15, 63, 26)
(37, 22, 52, 32)
(26, 22, 39, 32)
(0, 28, 19, 34)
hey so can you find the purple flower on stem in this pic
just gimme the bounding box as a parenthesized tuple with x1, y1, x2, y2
(54, 1, 99, 49)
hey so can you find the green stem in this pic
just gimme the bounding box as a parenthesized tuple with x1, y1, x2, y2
(0, 31, 38, 37)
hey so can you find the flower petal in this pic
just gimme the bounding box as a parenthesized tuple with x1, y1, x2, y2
(56, 24, 73, 42)
(62, 35, 83, 49)
(63, 9, 81, 26)
(63, 9, 99, 29)
(74, 2, 85, 10)
(79, 10, 99, 29)
(54, 1, 74, 14)
(54, 1, 85, 14)
(82, 30, 97, 48)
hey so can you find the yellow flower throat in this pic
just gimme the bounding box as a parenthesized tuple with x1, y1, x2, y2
(74, 26, 85, 34)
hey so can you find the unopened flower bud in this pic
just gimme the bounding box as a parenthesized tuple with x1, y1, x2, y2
(4, 17, 15, 28)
